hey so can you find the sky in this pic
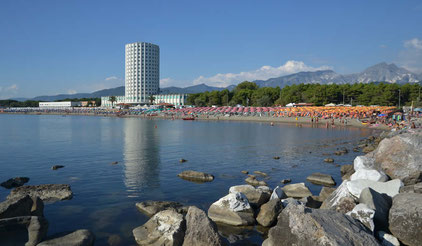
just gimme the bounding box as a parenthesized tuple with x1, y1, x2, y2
(1, 0, 422, 99)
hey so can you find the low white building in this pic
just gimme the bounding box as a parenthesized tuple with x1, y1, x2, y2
(39, 101, 81, 108)
(101, 96, 126, 108)
(153, 94, 187, 106)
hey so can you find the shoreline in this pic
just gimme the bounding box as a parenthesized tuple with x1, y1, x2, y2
(0, 111, 391, 130)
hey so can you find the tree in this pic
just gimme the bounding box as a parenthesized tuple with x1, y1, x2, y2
(109, 96, 117, 107)
(149, 95, 155, 105)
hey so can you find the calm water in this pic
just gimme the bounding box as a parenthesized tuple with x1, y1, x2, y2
(0, 114, 376, 245)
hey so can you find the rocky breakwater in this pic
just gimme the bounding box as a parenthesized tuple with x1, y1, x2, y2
(0, 183, 95, 246)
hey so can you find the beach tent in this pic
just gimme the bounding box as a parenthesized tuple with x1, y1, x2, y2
(325, 103, 336, 107)
(414, 108, 422, 112)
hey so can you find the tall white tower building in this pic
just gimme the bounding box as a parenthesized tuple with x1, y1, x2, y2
(125, 42, 160, 104)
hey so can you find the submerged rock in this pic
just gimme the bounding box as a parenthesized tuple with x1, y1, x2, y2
(179, 159, 187, 163)
(37, 229, 95, 246)
(306, 173, 336, 186)
(281, 183, 312, 198)
(0, 216, 48, 246)
(133, 209, 185, 246)
(253, 171, 268, 177)
(177, 170, 214, 182)
(262, 203, 379, 246)
(183, 206, 225, 246)
(388, 193, 422, 246)
(0, 177, 29, 189)
(244, 176, 267, 186)
(51, 165, 64, 170)
(136, 201, 187, 217)
(240, 170, 248, 174)
(7, 184, 73, 202)
(229, 185, 271, 207)
(280, 179, 291, 184)
(207, 192, 255, 226)
(324, 158, 334, 163)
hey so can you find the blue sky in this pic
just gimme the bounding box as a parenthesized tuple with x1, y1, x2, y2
(1, 0, 422, 99)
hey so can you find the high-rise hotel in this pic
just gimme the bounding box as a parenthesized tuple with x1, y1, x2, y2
(125, 42, 160, 104)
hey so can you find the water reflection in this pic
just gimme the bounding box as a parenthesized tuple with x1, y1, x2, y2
(123, 119, 160, 196)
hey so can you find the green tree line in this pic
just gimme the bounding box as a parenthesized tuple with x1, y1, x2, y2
(0, 98, 101, 107)
(187, 81, 422, 107)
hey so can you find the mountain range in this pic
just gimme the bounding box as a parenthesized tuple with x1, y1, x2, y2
(11, 62, 421, 101)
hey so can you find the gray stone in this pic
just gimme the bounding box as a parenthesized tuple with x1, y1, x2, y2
(320, 181, 355, 210)
(0, 195, 33, 219)
(399, 182, 422, 194)
(388, 193, 422, 246)
(207, 192, 255, 226)
(306, 173, 336, 186)
(0, 216, 48, 246)
(300, 196, 323, 209)
(256, 199, 282, 227)
(270, 186, 287, 200)
(351, 168, 389, 182)
(182, 206, 225, 246)
(280, 198, 302, 208)
(281, 183, 312, 198)
(346, 204, 375, 232)
(354, 156, 375, 171)
(1, 177, 29, 189)
(262, 203, 379, 246)
(51, 165, 64, 170)
(335, 197, 356, 214)
(318, 187, 336, 201)
(340, 164, 354, 176)
(280, 179, 291, 184)
(132, 209, 185, 246)
(376, 231, 400, 246)
(177, 170, 214, 182)
(7, 184, 73, 202)
(359, 187, 392, 231)
(229, 185, 270, 207)
(30, 197, 44, 217)
(37, 229, 95, 246)
(363, 144, 376, 153)
(347, 179, 403, 199)
(373, 129, 422, 185)
(136, 201, 186, 217)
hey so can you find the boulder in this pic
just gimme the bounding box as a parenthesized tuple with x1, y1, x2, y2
(359, 187, 392, 231)
(281, 198, 302, 208)
(177, 170, 214, 182)
(132, 209, 185, 246)
(182, 206, 225, 246)
(320, 181, 355, 210)
(30, 197, 44, 217)
(306, 173, 336, 186)
(0, 216, 48, 246)
(136, 201, 187, 217)
(353, 156, 375, 171)
(0, 177, 29, 189)
(270, 186, 287, 200)
(281, 183, 312, 198)
(388, 193, 422, 246)
(350, 168, 389, 182)
(318, 187, 336, 201)
(335, 197, 356, 214)
(346, 204, 375, 232)
(362, 145, 376, 153)
(347, 179, 403, 199)
(300, 196, 323, 209)
(376, 231, 400, 246)
(340, 164, 354, 176)
(207, 192, 255, 226)
(7, 184, 73, 202)
(0, 195, 33, 219)
(262, 203, 379, 246)
(256, 199, 282, 227)
(37, 229, 95, 246)
(399, 182, 422, 194)
(229, 185, 270, 207)
(373, 130, 422, 185)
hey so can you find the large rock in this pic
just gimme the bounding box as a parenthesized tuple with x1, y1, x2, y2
(1, 177, 29, 189)
(377, 231, 400, 246)
(37, 229, 95, 246)
(306, 173, 336, 186)
(347, 179, 403, 199)
(177, 170, 214, 182)
(0, 195, 33, 219)
(136, 201, 187, 217)
(300, 196, 323, 209)
(262, 203, 379, 246)
(320, 181, 355, 209)
(341, 165, 355, 180)
(354, 156, 375, 171)
(256, 199, 282, 227)
(359, 187, 392, 231)
(132, 209, 185, 246)
(350, 168, 389, 182)
(229, 185, 271, 207)
(207, 192, 255, 226)
(0, 216, 48, 246)
(399, 182, 422, 194)
(335, 197, 356, 214)
(182, 206, 225, 246)
(346, 204, 375, 232)
(318, 187, 336, 201)
(270, 186, 287, 200)
(388, 193, 422, 246)
(7, 184, 73, 202)
(373, 130, 422, 185)
(281, 183, 312, 198)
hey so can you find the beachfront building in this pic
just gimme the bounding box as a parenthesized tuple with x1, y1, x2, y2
(153, 94, 187, 106)
(125, 42, 160, 104)
(101, 96, 126, 108)
(39, 101, 81, 108)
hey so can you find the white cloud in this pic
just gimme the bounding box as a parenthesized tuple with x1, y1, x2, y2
(404, 38, 422, 50)
(0, 84, 19, 99)
(192, 60, 332, 87)
(105, 76, 120, 81)
(67, 89, 77, 94)
(380, 44, 387, 49)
